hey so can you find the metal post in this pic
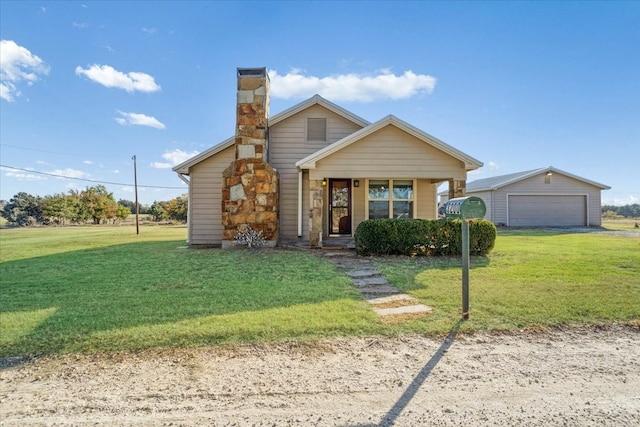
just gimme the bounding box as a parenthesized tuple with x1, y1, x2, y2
(461, 219, 470, 319)
(132, 155, 139, 235)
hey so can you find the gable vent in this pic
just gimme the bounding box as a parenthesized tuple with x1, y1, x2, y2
(307, 118, 327, 141)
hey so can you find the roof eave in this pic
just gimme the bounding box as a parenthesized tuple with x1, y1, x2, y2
(172, 137, 235, 175)
(296, 114, 484, 171)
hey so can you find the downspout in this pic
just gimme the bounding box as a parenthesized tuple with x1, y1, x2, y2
(297, 170, 303, 237)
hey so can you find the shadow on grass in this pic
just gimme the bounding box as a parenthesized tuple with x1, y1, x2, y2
(0, 240, 365, 356)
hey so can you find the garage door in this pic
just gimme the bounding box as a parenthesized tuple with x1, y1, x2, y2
(508, 195, 587, 227)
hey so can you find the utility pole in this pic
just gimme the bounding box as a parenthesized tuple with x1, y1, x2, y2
(132, 155, 139, 235)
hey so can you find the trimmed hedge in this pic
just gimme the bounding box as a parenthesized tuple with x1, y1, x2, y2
(354, 218, 497, 256)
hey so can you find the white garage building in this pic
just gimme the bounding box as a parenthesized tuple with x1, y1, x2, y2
(441, 167, 610, 227)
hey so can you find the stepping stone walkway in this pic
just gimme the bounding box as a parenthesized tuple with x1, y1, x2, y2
(322, 251, 432, 321)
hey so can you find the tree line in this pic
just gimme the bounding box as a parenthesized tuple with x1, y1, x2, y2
(1, 185, 188, 226)
(601, 204, 640, 219)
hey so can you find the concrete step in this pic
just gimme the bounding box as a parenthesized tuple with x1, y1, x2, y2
(373, 304, 433, 316)
(367, 294, 417, 305)
(352, 277, 389, 287)
(358, 286, 401, 294)
(346, 270, 380, 278)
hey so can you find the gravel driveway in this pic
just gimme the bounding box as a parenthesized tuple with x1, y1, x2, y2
(1, 324, 638, 426)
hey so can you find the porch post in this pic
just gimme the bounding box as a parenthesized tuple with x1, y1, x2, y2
(309, 179, 323, 248)
(297, 171, 303, 238)
(449, 179, 466, 199)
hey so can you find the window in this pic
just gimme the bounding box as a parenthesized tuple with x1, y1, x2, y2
(307, 118, 327, 141)
(367, 179, 414, 219)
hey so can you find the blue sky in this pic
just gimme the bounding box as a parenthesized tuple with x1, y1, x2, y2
(1, 1, 638, 206)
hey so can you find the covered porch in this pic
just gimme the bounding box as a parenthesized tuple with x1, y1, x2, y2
(299, 174, 467, 248)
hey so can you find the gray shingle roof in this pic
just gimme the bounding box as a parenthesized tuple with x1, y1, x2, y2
(464, 166, 610, 192)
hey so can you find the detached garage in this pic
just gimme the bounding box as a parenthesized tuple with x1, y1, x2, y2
(442, 167, 610, 227)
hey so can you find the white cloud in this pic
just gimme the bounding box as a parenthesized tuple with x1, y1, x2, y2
(121, 186, 144, 194)
(268, 69, 436, 102)
(83, 160, 94, 165)
(151, 149, 199, 169)
(75, 64, 161, 93)
(65, 182, 81, 191)
(115, 111, 166, 129)
(2, 166, 46, 181)
(142, 27, 157, 34)
(488, 161, 500, 170)
(0, 40, 50, 102)
(603, 195, 639, 206)
(150, 162, 173, 169)
(50, 168, 89, 179)
(73, 22, 88, 29)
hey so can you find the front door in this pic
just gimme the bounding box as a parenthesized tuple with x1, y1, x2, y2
(329, 179, 351, 235)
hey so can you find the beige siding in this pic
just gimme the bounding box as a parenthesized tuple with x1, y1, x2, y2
(308, 125, 466, 181)
(416, 180, 437, 219)
(188, 146, 234, 245)
(484, 172, 603, 226)
(269, 104, 364, 239)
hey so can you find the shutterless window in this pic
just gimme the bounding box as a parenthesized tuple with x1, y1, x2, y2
(307, 118, 327, 141)
(367, 179, 414, 219)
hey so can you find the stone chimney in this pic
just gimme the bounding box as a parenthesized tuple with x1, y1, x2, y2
(221, 68, 279, 247)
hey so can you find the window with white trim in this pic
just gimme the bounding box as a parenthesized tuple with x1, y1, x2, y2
(367, 179, 415, 219)
(307, 118, 327, 141)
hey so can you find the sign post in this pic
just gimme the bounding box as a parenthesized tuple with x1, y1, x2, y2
(443, 196, 486, 320)
(461, 219, 470, 319)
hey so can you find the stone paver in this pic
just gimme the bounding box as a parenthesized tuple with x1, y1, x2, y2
(373, 304, 433, 316)
(352, 277, 390, 287)
(367, 294, 416, 305)
(321, 249, 432, 320)
(345, 270, 379, 278)
(357, 286, 402, 294)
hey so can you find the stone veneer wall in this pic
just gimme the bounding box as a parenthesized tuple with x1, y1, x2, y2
(221, 68, 278, 247)
(449, 179, 466, 200)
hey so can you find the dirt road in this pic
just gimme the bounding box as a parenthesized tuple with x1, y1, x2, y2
(1, 324, 638, 426)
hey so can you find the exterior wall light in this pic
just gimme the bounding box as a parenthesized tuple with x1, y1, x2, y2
(354, 180, 360, 187)
(322, 179, 327, 186)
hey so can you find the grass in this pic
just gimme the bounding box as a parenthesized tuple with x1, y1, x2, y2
(1, 224, 638, 356)
(375, 228, 640, 332)
(602, 217, 640, 231)
(0, 225, 379, 356)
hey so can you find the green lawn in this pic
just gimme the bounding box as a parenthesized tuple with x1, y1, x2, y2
(1, 225, 638, 356)
(375, 228, 640, 332)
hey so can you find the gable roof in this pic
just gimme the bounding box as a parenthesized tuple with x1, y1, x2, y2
(465, 166, 611, 192)
(295, 114, 483, 170)
(172, 95, 369, 174)
(269, 94, 370, 128)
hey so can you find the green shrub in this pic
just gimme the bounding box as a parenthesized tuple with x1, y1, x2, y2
(354, 218, 496, 256)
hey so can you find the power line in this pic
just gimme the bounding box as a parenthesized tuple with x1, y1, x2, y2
(0, 165, 186, 189)
(0, 143, 123, 159)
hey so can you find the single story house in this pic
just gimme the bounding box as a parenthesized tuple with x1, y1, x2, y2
(440, 167, 610, 227)
(173, 68, 483, 247)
